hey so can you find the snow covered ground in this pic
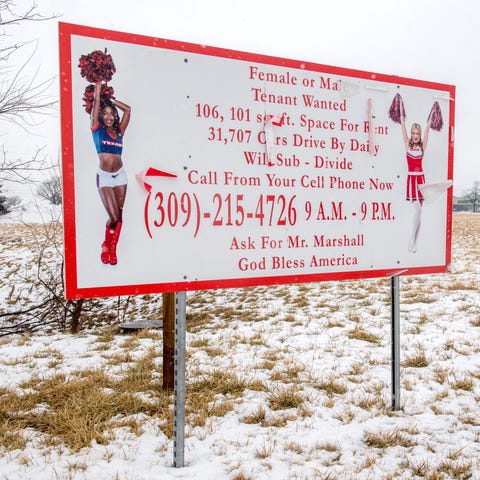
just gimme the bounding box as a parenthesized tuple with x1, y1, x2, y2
(0, 213, 478, 479)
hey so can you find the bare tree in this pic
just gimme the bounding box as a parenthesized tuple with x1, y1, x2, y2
(0, 0, 59, 182)
(37, 172, 62, 205)
(463, 181, 480, 213)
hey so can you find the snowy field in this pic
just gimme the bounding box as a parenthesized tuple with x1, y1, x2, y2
(0, 213, 478, 479)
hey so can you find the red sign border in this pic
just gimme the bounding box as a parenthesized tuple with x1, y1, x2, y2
(59, 22, 455, 299)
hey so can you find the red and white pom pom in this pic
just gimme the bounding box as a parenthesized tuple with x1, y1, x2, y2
(82, 84, 115, 114)
(388, 93, 406, 124)
(78, 49, 116, 83)
(429, 101, 443, 132)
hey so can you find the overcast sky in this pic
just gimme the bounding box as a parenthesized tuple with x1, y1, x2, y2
(8, 0, 480, 194)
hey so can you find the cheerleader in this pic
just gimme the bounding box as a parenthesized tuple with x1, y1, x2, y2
(399, 96, 431, 253)
(90, 81, 131, 265)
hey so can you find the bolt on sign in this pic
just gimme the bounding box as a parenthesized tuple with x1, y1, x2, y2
(59, 22, 455, 300)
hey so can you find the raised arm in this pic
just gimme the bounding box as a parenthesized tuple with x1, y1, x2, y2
(90, 82, 102, 129)
(399, 97, 409, 150)
(422, 112, 432, 153)
(112, 98, 131, 132)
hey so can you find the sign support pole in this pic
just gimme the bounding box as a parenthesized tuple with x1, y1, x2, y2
(173, 291, 186, 467)
(163, 293, 175, 390)
(391, 276, 401, 410)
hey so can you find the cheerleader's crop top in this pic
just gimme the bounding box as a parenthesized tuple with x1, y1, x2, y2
(406, 148, 423, 173)
(92, 123, 124, 155)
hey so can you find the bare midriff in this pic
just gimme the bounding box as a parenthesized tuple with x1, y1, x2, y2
(99, 152, 123, 172)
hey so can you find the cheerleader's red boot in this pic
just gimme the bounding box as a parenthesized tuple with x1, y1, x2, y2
(109, 221, 122, 265)
(101, 226, 114, 264)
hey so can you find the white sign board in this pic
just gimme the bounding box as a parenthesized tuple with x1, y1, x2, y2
(59, 23, 455, 299)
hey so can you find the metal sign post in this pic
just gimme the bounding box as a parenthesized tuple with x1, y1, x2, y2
(173, 291, 186, 467)
(163, 292, 175, 390)
(391, 276, 401, 410)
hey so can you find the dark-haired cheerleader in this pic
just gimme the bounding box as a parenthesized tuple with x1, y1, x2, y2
(91, 81, 131, 265)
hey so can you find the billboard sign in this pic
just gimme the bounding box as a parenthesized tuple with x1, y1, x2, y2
(59, 22, 455, 299)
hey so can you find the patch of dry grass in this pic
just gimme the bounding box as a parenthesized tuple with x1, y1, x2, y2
(363, 427, 418, 449)
(347, 324, 381, 344)
(312, 375, 348, 396)
(268, 385, 306, 411)
(0, 361, 172, 452)
(402, 345, 429, 368)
